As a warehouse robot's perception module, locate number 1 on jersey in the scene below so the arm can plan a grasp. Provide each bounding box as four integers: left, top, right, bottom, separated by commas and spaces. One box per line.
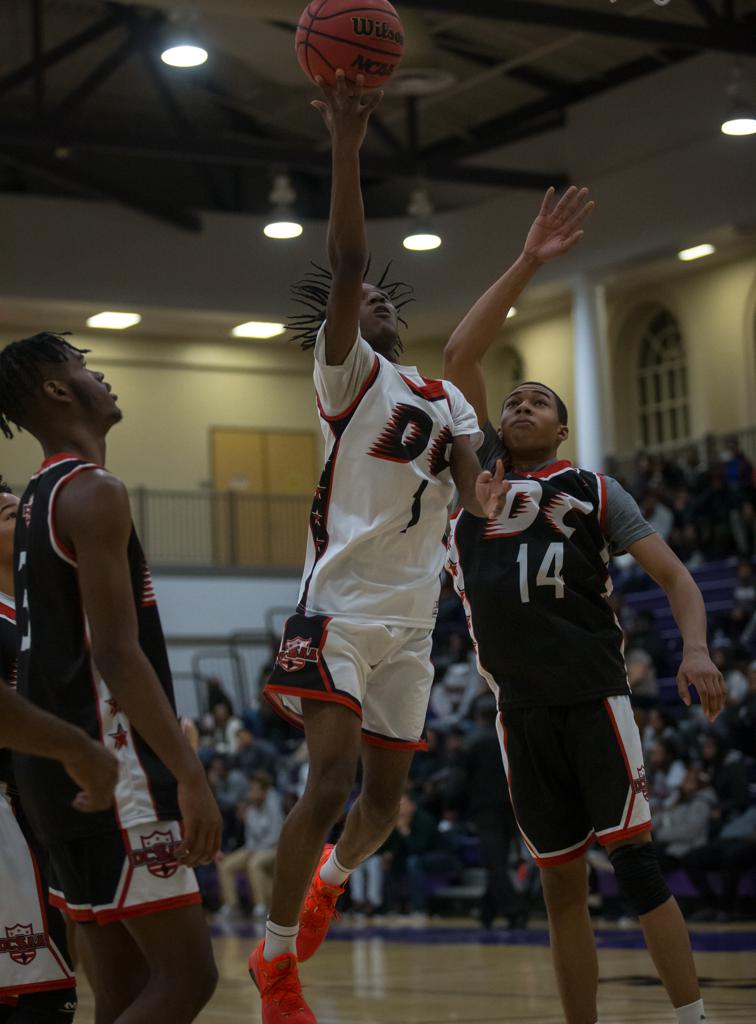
516, 542, 565, 603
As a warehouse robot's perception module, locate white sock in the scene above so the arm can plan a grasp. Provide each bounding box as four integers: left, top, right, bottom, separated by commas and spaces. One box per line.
263, 919, 299, 961
319, 847, 352, 887
676, 998, 706, 1023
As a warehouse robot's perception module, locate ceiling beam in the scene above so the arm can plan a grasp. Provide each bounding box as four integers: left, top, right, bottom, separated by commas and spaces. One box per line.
423, 50, 694, 164
49, 31, 142, 127
687, 0, 721, 24
434, 35, 572, 95
0, 149, 201, 231
0, 127, 564, 191
400, 0, 756, 56
0, 11, 122, 98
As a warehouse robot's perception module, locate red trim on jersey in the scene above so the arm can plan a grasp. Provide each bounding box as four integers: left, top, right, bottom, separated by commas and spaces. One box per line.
263, 684, 363, 723
0, 601, 15, 623
596, 820, 653, 848
48, 463, 99, 565
0, 977, 75, 997
316, 355, 380, 423
533, 833, 596, 868
518, 460, 573, 479
603, 697, 636, 829
399, 373, 447, 403
39, 452, 92, 471
362, 731, 428, 752
50, 890, 200, 924
597, 473, 608, 534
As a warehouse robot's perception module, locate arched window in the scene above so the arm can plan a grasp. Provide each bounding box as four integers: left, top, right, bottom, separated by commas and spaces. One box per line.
637, 309, 689, 447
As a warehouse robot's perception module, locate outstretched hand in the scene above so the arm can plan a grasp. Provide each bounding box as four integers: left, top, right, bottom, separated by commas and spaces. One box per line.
523, 186, 595, 265
311, 69, 383, 149
475, 459, 510, 520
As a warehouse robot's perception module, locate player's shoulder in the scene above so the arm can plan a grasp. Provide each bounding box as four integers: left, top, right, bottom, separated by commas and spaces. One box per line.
55, 468, 131, 528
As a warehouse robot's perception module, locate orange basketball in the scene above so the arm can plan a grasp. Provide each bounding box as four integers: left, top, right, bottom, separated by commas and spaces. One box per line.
296, 0, 405, 90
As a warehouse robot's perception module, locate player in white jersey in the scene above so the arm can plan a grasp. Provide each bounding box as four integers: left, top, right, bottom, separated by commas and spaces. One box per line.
248, 73, 507, 1024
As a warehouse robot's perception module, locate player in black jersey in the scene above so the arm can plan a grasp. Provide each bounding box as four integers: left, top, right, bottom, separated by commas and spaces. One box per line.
0, 336, 221, 1023
0, 478, 117, 1022
443, 189, 724, 1024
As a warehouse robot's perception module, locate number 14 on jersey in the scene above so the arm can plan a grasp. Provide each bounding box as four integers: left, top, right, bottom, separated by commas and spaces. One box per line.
515, 542, 565, 603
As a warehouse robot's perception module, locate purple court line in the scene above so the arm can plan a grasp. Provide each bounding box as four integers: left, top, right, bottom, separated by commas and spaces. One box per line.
212, 922, 756, 952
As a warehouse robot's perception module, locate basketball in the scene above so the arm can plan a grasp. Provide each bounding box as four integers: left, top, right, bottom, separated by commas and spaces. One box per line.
295, 0, 405, 90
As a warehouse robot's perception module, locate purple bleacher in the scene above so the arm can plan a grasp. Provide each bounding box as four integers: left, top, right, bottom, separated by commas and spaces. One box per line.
598, 866, 756, 900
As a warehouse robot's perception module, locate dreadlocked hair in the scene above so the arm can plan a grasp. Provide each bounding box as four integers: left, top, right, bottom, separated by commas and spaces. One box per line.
0, 332, 88, 440
288, 259, 414, 355
0, 475, 12, 495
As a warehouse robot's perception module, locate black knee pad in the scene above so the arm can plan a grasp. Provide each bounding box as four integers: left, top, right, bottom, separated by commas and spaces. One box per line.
609, 842, 671, 917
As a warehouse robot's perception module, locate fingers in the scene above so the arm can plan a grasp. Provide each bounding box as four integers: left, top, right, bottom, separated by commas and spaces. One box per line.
563, 200, 595, 237
552, 185, 579, 221
539, 186, 556, 216
175, 816, 198, 866
676, 674, 692, 707
494, 458, 505, 483
364, 88, 384, 115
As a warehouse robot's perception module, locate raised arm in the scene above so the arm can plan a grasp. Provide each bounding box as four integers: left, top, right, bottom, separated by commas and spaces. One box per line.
443, 186, 594, 427
626, 533, 726, 721
0, 684, 118, 812
55, 470, 222, 866
311, 70, 383, 365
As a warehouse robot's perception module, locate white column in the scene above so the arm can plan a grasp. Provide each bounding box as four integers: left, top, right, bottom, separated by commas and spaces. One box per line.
572, 275, 611, 472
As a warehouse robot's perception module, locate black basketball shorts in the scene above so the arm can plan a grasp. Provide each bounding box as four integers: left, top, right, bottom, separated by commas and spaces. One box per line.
497, 695, 652, 867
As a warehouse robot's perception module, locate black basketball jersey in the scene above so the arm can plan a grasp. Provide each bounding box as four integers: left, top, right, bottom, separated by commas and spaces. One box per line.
448, 457, 629, 710
13, 454, 179, 843
0, 593, 16, 789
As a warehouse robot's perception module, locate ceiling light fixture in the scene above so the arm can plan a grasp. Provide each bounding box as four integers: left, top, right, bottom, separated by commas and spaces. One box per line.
721, 65, 756, 136
264, 172, 303, 240
86, 311, 142, 330
403, 186, 442, 252
161, 43, 208, 68
677, 244, 715, 262
232, 322, 286, 339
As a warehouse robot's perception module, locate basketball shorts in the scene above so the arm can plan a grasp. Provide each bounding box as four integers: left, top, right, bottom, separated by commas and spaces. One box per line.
265, 613, 433, 750
47, 819, 200, 924
0, 790, 76, 1000
498, 695, 652, 867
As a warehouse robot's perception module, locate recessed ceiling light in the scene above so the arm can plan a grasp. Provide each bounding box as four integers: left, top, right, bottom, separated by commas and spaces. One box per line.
506, 307, 517, 319
403, 232, 442, 252
232, 321, 286, 339
721, 116, 756, 136
677, 244, 716, 262
87, 311, 142, 330
161, 44, 208, 68
263, 221, 303, 240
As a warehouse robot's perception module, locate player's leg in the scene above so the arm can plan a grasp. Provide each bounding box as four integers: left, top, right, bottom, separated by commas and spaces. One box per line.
336, 744, 414, 867
268, 700, 362, 930
579, 696, 704, 1023
540, 855, 599, 1024
605, 833, 701, 1015
75, 920, 149, 1024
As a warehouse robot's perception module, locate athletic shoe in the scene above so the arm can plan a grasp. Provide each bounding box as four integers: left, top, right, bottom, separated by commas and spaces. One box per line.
296, 844, 345, 962
248, 941, 316, 1024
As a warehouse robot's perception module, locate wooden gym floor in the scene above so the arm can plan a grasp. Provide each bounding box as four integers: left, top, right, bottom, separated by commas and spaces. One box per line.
71, 918, 756, 1022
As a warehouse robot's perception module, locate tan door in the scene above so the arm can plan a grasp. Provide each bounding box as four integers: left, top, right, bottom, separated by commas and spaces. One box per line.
211, 429, 318, 567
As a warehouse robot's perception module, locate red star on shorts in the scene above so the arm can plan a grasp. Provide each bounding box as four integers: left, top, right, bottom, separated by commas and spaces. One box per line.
109, 724, 129, 751
105, 697, 120, 716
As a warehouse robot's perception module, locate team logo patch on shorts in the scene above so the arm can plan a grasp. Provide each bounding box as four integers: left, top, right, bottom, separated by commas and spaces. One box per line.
633, 765, 649, 801
277, 636, 319, 673
130, 831, 180, 878
0, 923, 46, 965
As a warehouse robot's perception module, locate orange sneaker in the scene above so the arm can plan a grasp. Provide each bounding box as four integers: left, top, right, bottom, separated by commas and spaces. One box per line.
296, 844, 346, 962
248, 941, 316, 1024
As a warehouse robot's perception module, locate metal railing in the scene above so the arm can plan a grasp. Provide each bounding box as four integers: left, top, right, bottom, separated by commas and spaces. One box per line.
606, 425, 756, 483
129, 490, 311, 570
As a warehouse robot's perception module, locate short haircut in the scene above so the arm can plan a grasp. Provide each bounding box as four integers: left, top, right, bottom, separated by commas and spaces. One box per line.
503, 381, 569, 425
0, 332, 88, 439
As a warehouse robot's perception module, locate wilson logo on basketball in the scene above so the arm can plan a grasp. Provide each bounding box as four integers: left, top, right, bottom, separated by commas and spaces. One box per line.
0, 924, 46, 965
351, 18, 404, 44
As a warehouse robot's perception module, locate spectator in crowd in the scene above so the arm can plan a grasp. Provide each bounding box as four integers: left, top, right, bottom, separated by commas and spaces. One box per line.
349, 854, 384, 917
654, 768, 716, 874
696, 732, 750, 825
464, 697, 527, 929
733, 559, 756, 608
428, 656, 482, 732
206, 754, 249, 843
640, 488, 674, 541
647, 737, 687, 814
683, 803, 756, 921
204, 700, 244, 756
217, 772, 283, 919
231, 727, 278, 777
625, 646, 659, 702
431, 572, 471, 668
641, 707, 681, 761
677, 446, 707, 493
722, 660, 756, 757
383, 793, 460, 918
626, 609, 668, 673
721, 435, 753, 491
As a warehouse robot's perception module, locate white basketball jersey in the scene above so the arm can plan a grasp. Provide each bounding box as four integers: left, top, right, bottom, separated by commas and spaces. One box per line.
297, 325, 482, 628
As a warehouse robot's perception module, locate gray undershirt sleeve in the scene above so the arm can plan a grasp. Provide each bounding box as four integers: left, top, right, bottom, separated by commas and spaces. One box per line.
603, 476, 656, 555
